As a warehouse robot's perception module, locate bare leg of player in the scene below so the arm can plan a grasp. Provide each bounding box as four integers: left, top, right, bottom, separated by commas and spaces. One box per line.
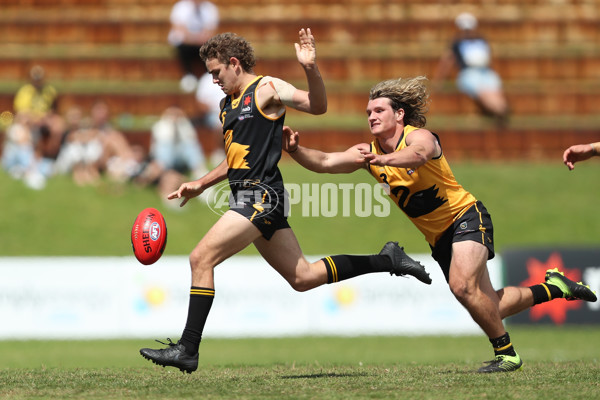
254, 227, 329, 292
140, 211, 262, 373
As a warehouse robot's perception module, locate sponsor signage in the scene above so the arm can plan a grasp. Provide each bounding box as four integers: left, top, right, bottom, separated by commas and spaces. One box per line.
0, 255, 503, 339
503, 247, 600, 325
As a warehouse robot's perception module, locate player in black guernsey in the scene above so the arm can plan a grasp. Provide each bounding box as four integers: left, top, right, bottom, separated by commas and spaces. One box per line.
139, 29, 431, 374
219, 75, 289, 236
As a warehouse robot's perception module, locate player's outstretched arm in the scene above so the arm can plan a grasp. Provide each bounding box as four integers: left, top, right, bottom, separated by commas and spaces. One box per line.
167, 160, 228, 207
283, 126, 363, 174
357, 129, 440, 168
563, 142, 599, 170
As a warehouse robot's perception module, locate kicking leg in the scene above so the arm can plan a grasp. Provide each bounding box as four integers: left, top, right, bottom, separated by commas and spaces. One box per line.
140, 211, 262, 373
254, 229, 430, 292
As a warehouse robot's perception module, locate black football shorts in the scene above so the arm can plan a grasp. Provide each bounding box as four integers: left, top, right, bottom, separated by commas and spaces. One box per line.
229, 186, 290, 240
430, 200, 495, 282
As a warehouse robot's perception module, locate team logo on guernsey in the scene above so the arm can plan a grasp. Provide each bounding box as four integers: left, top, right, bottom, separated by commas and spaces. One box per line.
238, 94, 254, 120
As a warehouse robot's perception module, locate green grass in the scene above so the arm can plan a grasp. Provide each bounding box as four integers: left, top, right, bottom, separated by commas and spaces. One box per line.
1, 163, 599, 399
1, 160, 598, 256
1, 327, 599, 399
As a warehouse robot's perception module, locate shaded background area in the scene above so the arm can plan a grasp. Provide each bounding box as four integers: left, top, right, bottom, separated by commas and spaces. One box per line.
2, 0, 600, 160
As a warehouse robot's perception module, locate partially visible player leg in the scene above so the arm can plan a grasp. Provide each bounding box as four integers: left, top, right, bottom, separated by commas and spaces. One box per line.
140, 211, 262, 373
544, 268, 597, 302
254, 228, 430, 292
254, 228, 326, 291
495, 268, 597, 320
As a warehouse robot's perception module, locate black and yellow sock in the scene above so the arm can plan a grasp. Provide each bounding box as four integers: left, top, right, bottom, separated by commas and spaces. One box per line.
180, 286, 215, 356
490, 332, 517, 357
530, 283, 563, 305
321, 254, 393, 284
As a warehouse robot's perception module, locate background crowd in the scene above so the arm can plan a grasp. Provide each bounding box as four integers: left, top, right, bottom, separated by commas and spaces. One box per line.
2, 1, 598, 195
1, 0, 223, 199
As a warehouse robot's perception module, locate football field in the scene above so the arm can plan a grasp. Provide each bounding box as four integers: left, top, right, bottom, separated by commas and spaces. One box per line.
1, 161, 599, 399
1, 327, 599, 400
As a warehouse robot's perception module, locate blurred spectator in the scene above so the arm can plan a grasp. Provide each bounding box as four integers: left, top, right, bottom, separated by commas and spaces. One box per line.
434, 12, 509, 128
168, 0, 219, 93
13, 65, 64, 143
5, 65, 66, 188
135, 106, 209, 203
55, 101, 142, 186
35, 114, 66, 179
54, 106, 104, 186
194, 72, 225, 166
1, 112, 36, 181
89, 100, 142, 183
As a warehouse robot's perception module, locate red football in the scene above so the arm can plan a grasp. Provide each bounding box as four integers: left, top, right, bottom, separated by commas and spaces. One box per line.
131, 207, 167, 265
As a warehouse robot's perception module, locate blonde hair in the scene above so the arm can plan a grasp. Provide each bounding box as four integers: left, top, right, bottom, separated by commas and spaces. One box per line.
369, 76, 429, 128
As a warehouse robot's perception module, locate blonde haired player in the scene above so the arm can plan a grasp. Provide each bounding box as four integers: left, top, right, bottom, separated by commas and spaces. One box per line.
283, 76, 597, 373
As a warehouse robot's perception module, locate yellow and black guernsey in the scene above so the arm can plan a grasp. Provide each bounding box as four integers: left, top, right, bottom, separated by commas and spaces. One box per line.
219, 76, 289, 237
367, 125, 477, 246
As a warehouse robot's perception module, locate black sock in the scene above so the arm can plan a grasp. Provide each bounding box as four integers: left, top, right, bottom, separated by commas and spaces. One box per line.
321, 254, 392, 283
530, 283, 563, 305
179, 286, 214, 356
490, 332, 516, 357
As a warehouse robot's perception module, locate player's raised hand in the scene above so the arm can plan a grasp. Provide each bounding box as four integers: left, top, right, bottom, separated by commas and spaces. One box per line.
294, 28, 317, 67
282, 126, 300, 153
167, 181, 203, 207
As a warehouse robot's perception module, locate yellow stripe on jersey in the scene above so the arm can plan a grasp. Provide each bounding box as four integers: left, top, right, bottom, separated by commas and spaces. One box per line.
190, 288, 215, 297
325, 256, 338, 283
367, 125, 477, 246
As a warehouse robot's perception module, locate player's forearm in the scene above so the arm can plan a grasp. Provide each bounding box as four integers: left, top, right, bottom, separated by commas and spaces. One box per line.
303, 65, 327, 115
376, 148, 429, 168
289, 146, 332, 173
290, 146, 359, 174
198, 159, 228, 188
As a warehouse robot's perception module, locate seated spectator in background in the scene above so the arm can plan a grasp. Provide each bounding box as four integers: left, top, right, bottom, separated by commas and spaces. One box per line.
13, 65, 64, 145
1, 112, 49, 190
433, 12, 509, 129
89, 100, 142, 183
54, 106, 104, 186
6, 65, 65, 188
2, 113, 36, 180
168, 0, 219, 93
35, 114, 66, 179
55, 102, 142, 186
194, 71, 225, 166
135, 106, 209, 203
